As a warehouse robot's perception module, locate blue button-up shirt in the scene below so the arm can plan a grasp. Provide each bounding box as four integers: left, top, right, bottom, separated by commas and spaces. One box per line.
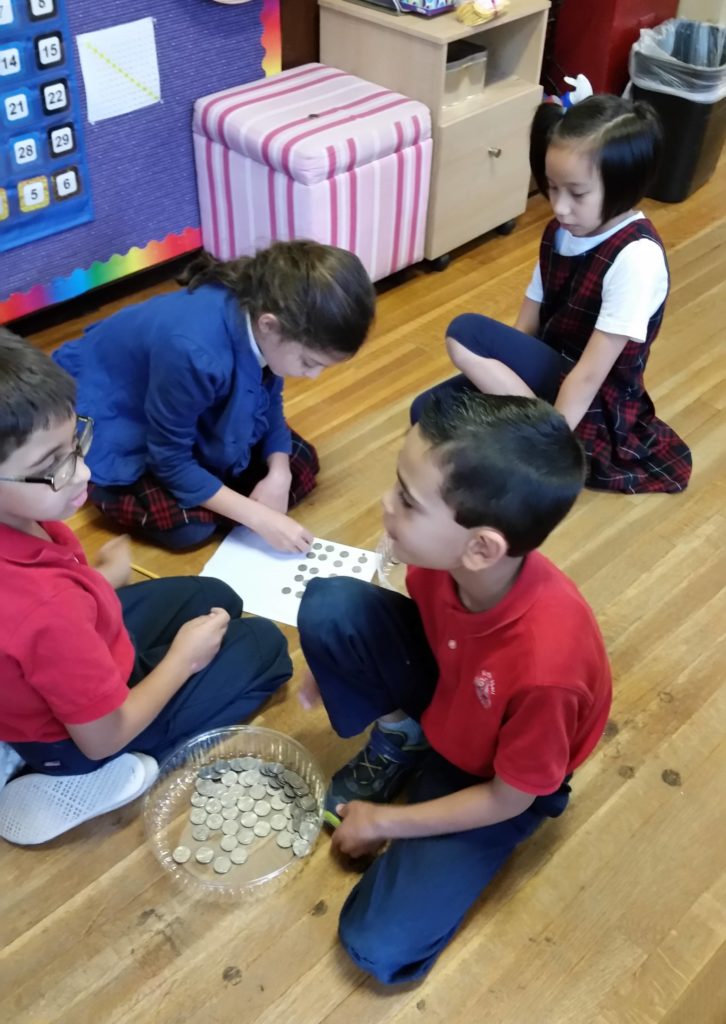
54, 284, 291, 507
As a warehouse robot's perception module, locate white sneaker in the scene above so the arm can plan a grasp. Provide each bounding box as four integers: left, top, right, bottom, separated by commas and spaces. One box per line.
0, 752, 159, 845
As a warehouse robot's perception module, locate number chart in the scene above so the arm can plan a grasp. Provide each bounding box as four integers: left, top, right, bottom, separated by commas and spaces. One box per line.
0, 0, 92, 253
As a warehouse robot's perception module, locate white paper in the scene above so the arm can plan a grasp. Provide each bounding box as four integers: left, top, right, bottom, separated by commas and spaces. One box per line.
76, 18, 160, 123
201, 528, 377, 627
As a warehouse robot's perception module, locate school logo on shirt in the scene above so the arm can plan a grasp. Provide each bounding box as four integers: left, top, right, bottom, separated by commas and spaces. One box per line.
473, 669, 496, 710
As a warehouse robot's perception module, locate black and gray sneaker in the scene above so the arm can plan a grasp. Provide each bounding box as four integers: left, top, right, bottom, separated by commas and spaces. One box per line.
323, 723, 427, 829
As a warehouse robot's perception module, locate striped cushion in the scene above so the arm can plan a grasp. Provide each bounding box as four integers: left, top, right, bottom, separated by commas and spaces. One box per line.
193, 63, 431, 185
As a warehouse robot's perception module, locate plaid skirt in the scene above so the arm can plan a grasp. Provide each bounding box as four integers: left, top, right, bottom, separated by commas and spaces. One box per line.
88, 431, 319, 536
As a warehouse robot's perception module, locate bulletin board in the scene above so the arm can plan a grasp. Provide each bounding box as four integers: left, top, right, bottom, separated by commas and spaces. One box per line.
0, 0, 281, 323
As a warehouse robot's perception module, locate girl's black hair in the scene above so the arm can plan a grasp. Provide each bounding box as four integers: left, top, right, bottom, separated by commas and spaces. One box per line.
418, 391, 585, 557
530, 94, 663, 223
177, 239, 376, 357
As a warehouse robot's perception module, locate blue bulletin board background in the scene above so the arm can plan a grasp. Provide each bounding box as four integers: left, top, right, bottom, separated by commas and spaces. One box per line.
0, 0, 280, 322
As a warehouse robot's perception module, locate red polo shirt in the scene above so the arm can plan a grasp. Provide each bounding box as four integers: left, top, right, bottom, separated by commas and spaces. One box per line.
408, 553, 612, 795
0, 521, 134, 743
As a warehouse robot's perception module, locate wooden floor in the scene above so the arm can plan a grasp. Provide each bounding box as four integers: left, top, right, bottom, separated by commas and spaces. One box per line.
2, 162, 725, 1023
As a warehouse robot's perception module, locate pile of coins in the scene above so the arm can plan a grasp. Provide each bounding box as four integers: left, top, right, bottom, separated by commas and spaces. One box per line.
171, 756, 320, 876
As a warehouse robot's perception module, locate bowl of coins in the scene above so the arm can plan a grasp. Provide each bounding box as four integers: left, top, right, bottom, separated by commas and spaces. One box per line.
143, 725, 326, 896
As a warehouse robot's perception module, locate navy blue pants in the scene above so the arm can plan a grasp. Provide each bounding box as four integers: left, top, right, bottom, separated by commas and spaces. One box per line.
12, 577, 292, 775
298, 577, 570, 984
410, 312, 564, 423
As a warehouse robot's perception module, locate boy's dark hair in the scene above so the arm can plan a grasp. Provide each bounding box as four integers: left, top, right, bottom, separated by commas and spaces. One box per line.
0, 328, 76, 463
178, 239, 376, 357
530, 94, 663, 223
418, 391, 585, 557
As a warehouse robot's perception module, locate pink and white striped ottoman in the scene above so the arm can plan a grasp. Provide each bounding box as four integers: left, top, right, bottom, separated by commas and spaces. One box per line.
193, 63, 432, 282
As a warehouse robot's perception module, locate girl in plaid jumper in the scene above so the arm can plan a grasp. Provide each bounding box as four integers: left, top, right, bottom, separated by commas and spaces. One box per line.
413, 96, 691, 493
54, 241, 376, 551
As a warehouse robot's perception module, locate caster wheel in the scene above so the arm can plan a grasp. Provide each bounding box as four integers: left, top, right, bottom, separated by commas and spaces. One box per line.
427, 253, 451, 272
496, 219, 517, 236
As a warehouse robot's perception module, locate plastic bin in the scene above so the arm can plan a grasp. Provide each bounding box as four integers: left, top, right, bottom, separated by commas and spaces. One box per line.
444, 40, 488, 108
629, 19, 726, 202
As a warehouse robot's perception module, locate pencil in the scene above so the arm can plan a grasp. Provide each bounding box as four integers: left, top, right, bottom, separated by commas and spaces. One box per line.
130, 562, 160, 580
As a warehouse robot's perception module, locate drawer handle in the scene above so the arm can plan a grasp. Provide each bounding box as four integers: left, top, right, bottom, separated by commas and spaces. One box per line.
488, 146, 502, 158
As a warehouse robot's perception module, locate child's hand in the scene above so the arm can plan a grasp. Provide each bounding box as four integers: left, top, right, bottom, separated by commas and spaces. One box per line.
95, 535, 132, 589
249, 470, 291, 514
168, 607, 230, 674
332, 801, 387, 859
297, 671, 322, 710
253, 509, 313, 554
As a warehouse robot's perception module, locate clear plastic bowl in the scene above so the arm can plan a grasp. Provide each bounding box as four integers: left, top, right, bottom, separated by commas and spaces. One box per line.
143, 725, 326, 898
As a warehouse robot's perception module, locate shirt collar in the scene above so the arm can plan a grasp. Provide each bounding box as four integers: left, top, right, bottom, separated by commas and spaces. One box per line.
441, 552, 550, 637
0, 520, 83, 566
245, 311, 267, 368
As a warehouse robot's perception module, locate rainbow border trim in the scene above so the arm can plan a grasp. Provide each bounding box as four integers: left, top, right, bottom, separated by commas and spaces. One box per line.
1, 0, 282, 325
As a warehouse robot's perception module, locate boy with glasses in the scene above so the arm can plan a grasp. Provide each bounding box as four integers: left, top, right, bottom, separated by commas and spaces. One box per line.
0, 329, 292, 845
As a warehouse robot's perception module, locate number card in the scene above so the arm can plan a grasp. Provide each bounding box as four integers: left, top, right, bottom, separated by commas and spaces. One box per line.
28, 0, 56, 20
35, 32, 62, 68
0, 0, 93, 253
47, 120, 72, 154
0, 1, 15, 28
18, 173, 48, 211
12, 133, 38, 165
0, 45, 22, 76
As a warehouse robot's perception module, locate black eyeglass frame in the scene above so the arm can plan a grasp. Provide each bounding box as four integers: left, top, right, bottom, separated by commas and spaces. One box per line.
0, 416, 94, 492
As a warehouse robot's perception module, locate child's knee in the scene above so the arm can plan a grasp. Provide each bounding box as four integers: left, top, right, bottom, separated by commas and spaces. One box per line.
298, 576, 373, 640
150, 521, 216, 551
197, 576, 243, 618
339, 892, 422, 986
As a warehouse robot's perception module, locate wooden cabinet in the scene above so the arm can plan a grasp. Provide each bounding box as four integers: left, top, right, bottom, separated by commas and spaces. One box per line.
319, 0, 550, 261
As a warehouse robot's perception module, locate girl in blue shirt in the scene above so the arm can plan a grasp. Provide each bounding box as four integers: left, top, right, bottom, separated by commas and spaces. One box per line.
54, 240, 375, 552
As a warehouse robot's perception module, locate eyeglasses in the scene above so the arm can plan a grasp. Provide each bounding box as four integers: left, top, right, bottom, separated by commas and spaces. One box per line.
0, 416, 94, 492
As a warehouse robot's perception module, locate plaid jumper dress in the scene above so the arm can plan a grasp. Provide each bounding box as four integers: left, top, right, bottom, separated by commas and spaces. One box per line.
539, 217, 692, 493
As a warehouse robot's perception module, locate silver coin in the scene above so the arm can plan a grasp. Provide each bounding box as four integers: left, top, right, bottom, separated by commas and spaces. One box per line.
300, 795, 318, 812
206, 813, 224, 830
190, 792, 206, 807
205, 797, 222, 814
237, 795, 254, 812
172, 845, 191, 864
293, 838, 311, 858
221, 806, 238, 820
237, 827, 255, 845
249, 784, 266, 801
195, 846, 214, 864
221, 771, 238, 787
293, 781, 310, 797
240, 769, 260, 787
191, 824, 210, 842
219, 791, 237, 808
190, 808, 207, 826
299, 820, 318, 842
240, 811, 258, 829
270, 813, 288, 831
229, 758, 246, 771
239, 756, 259, 770
253, 820, 271, 838
220, 834, 238, 852
195, 778, 211, 795
276, 831, 294, 849
222, 819, 239, 836
270, 794, 287, 811
213, 856, 232, 874
229, 847, 248, 865
266, 780, 282, 795
269, 762, 286, 776
254, 800, 271, 817
198, 765, 216, 779
213, 760, 230, 773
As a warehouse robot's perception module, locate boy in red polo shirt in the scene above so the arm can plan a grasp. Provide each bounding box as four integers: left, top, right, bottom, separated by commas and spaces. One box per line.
297, 391, 611, 984
0, 330, 292, 845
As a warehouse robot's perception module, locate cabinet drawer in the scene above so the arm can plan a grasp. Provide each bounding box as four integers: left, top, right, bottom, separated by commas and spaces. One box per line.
425, 85, 542, 259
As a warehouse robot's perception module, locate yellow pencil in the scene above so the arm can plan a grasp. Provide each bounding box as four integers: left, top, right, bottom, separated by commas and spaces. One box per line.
130, 562, 160, 580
